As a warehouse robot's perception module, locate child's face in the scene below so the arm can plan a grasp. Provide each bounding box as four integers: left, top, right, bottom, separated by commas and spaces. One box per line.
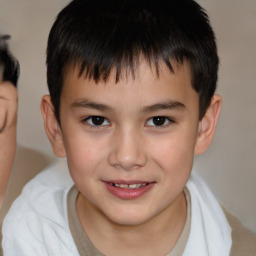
0, 79, 17, 207
43, 61, 217, 225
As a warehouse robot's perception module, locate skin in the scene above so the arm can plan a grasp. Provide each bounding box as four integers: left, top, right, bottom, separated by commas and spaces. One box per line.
41, 61, 221, 256
0, 79, 18, 208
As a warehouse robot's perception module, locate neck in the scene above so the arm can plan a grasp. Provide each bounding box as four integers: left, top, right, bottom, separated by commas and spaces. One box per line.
76, 191, 187, 256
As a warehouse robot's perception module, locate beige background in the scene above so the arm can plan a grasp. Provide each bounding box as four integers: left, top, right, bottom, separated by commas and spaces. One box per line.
0, 0, 255, 232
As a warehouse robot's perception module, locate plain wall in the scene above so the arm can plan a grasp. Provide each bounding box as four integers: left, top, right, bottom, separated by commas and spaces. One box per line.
0, 0, 255, 232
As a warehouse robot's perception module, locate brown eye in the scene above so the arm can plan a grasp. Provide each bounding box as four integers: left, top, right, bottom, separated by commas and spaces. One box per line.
146, 116, 173, 127
152, 117, 166, 126
86, 116, 110, 126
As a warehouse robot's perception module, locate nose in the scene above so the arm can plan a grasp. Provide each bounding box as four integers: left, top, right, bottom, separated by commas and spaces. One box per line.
108, 127, 147, 171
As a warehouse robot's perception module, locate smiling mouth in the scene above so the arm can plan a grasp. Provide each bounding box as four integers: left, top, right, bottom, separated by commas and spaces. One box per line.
109, 183, 148, 189
104, 181, 155, 199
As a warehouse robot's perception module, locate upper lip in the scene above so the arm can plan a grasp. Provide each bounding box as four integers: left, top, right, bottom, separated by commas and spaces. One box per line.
103, 180, 155, 185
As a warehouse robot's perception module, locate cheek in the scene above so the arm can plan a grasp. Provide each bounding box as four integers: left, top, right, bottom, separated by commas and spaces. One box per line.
156, 143, 193, 170
64, 133, 105, 180
149, 132, 196, 176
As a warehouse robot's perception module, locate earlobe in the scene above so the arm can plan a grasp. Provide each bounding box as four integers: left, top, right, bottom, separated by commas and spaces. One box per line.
195, 94, 222, 155
41, 95, 66, 157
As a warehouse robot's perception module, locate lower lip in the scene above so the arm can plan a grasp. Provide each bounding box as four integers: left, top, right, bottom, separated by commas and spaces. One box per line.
104, 182, 155, 200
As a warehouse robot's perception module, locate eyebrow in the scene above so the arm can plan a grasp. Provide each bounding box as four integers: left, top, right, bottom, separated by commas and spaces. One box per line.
71, 98, 185, 113
71, 99, 113, 112
142, 100, 185, 113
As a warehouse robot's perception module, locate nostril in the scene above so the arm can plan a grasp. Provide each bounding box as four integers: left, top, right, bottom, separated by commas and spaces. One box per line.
108, 130, 147, 170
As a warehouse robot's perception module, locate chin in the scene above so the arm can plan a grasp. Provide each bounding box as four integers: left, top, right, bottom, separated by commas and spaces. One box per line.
105, 207, 153, 227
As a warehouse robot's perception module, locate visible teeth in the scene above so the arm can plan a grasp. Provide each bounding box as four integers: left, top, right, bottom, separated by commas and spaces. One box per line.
128, 184, 138, 189
119, 184, 129, 188
111, 183, 148, 189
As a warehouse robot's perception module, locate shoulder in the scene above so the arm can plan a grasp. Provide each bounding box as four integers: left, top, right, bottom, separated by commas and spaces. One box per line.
223, 209, 256, 256
2, 160, 78, 255
188, 174, 256, 255
185, 173, 232, 255
4, 159, 74, 220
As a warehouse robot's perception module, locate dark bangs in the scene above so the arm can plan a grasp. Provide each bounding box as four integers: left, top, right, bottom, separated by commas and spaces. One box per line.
47, 0, 219, 121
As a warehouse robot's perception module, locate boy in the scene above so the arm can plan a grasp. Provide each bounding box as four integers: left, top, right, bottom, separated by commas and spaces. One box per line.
2, 0, 256, 255
0, 35, 19, 208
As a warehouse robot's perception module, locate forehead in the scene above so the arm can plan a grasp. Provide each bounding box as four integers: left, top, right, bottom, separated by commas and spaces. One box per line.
61, 60, 198, 109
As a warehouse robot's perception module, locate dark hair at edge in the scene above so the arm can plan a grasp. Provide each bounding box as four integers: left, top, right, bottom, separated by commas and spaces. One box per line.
47, 0, 219, 124
0, 35, 20, 87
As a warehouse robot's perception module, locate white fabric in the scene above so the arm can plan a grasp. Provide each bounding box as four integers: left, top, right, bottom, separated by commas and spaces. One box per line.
182, 174, 232, 256
2, 159, 79, 256
2, 164, 232, 256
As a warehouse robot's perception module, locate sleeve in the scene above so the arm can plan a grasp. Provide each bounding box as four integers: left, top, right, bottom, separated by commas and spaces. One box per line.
224, 209, 256, 256
2, 198, 49, 256
2, 180, 79, 256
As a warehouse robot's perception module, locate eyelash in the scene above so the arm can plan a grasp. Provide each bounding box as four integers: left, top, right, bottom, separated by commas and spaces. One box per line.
83, 116, 110, 127
82, 116, 175, 128
145, 116, 175, 128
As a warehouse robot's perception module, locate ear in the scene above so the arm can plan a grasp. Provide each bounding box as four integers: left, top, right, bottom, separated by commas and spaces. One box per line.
41, 95, 66, 157
195, 94, 222, 155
